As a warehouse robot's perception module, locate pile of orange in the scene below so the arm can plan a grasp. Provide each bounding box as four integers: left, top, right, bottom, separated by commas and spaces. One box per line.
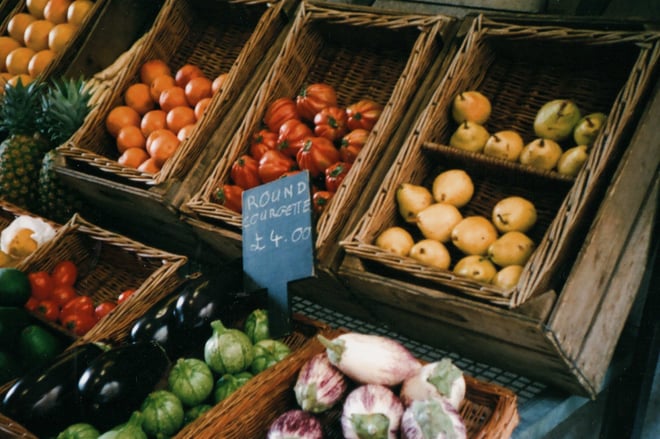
104, 58, 227, 173
0, 0, 93, 90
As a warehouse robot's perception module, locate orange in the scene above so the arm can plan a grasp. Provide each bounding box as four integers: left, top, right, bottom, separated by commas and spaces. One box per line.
137, 157, 160, 174
105, 105, 141, 138
145, 128, 174, 153
177, 123, 196, 142
184, 76, 212, 107
158, 86, 187, 112
0, 37, 22, 71
117, 147, 149, 169
116, 125, 146, 153
166, 106, 196, 134
48, 22, 77, 53
0, 72, 13, 87
149, 131, 180, 166
67, 0, 93, 26
149, 74, 175, 102
140, 59, 171, 86
8, 74, 35, 87
7, 13, 36, 44
174, 64, 204, 88
6, 47, 36, 75
24, 20, 55, 52
44, 0, 73, 24
28, 49, 56, 77
194, 97, 211, 120
212, 73, 228, 95
140, 109, 167, 137
27, 0, 49, 18
124, 82, 154, 115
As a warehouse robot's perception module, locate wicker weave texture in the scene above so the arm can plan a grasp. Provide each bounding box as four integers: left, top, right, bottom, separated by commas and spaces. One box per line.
341, 14, 660, 307
60, 0, 290, 186
184, 0, 450, 267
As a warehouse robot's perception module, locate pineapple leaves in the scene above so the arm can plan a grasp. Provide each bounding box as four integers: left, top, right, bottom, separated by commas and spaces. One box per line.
38, 76, 93, 147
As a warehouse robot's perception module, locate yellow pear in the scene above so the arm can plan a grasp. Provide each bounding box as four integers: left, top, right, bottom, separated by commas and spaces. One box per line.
431, 169, 474, 208
492, 265, 524, 289
453, 255, 497, 283
396, 183, 433, 223
492, 196, 537, 233
409, 239, 451, 270
0, 250, 16, 267
451, 91, 491, 124
557, 145, 589, 177
7, 228, 38, 258
451, 216, 498, 256
487, 231, 535, 267
573, 112, 607, 147
483, 130, 524, 162
415, 203, 463, 243
375, 226, 414, 257
449, 121, 489, 153
520, 138, 563, 171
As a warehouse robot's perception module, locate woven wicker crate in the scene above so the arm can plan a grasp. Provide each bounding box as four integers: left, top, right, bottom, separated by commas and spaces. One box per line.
340, 14, 660, 308
58, 0, 294, 187
180, 329, 519, 438
183, 0, 452, 267
0, 0, 106, 82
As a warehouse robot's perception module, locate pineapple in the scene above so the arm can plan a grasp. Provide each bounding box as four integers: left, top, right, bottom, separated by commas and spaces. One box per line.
37, 77, 93, 223
0, 80, 49, 211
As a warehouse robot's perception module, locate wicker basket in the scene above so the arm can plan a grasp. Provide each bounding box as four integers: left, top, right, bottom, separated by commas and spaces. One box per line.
183, 0, 452, 267
340, 14, 660, 307
0, 0, 107, 81
58, 0, 294, 186
180, 329, 519, 438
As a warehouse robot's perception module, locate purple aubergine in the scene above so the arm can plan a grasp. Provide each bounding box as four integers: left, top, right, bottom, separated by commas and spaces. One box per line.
341, 384, 404, 439
318, 333, 421, 386
267, 409, 323, 439
400, 397, 466, 439
294, 352, 348, 413
400, 359, 466, 409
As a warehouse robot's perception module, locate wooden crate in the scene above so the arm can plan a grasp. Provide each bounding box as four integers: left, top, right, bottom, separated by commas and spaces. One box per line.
336, 39, 660, 398
181, 0, 454, 268
340, 14, 660, 308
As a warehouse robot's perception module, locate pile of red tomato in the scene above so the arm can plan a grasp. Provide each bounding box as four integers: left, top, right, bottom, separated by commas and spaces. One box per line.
23, 260, 136, 336
213, 83, 383, 215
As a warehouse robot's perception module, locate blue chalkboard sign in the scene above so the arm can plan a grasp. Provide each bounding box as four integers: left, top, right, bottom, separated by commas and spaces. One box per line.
242, 171, 315, 337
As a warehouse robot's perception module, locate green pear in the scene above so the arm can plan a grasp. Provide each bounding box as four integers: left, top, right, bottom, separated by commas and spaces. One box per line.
487, 231, 535, 267
557, 145, 589, 177
431, 169, 474, 208
449, 121, 490, 153
520, 138, 563, 171
375, 226, 414, 257
533, 99, 581, 141
396, 183, 433, 223
451, 90, 492, 124
415, 203, 463, 243
453, 255, 497, 283
573, 112, 607, 146
492, 196, 537, 233
492, 265, 524, 289
483, 130, 524, 162
451, 215, 499, 256
409, 239, 451, 270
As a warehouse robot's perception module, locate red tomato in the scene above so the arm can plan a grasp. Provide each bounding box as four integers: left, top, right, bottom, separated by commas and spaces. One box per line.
249, 129, 278, 161
263, 97, 299, 133
212, 184, 243, 213
62, 312, 98, 336
258, 149, 297, 183
117, 289, 137, 305
339, 129, 369, 163
35, 299, 60, 322
60, 295, 95, 321
277, 119, 313, 158
51, 285, 78, 306
312, 190, 334, 216
230, 154, 261, 190
296, 137, 340, 178
325, 162, 352, 192
94, 301, 117, 320
24, 296, 39, 312
296, 83, 338, 122
51, 260, 78, 286
314, 106, 348, 142
346, 99, 383, 131
28, 271, 54, 300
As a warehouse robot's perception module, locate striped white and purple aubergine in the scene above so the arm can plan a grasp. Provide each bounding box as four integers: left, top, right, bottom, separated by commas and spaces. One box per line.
267, 409, 324, 439
317, 333, 422, 386
400, 396, 467, 439
294, 352, 348, 413
400, 359, 466, 409
341, 384, 404, 439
